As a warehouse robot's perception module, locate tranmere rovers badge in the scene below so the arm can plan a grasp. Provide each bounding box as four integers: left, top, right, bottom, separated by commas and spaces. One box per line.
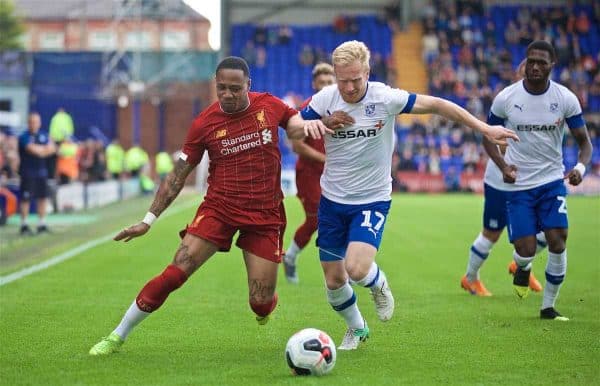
365, 103, 375, 117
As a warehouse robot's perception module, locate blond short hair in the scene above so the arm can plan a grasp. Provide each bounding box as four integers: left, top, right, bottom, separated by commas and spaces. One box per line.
331, 40, 370, 70
312, 62, 334, 80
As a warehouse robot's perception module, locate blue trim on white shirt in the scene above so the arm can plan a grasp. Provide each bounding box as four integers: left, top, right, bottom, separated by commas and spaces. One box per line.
356, 83, 369, 103
566, 113, 585, 129
400, 93, 416, 114
300, 105, 322, 120
487, 112, 505, 125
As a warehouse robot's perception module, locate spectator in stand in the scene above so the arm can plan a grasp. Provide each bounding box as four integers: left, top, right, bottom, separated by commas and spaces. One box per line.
125, 144, 149, 178
422, 29, 440, 63
0, 129, 19, 183
18, 112, 56, 235
48, 107, 74, 179
106, 139, 125, 180
444, 165, 461, 192
155, 150, 174, 183
299, 44, 316, 67
277, 25, 293, 45
398, 148, 416, 171
371, 53, 387, 82
88, 139, 107, 182
253, 24, 267, 46
241, 41, 257, 66
56, 136, 79, 185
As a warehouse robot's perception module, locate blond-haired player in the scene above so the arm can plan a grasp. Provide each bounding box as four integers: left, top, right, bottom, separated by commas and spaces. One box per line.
302, 40, 518, 349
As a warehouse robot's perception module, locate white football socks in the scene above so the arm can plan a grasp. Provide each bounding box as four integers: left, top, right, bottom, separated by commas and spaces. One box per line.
542, 250, 567, 310
326, 282, 364, 330
113, 300, 150, 340
285, 241, 301, 264
355, 262, 385, 289
466, 233, 494, 282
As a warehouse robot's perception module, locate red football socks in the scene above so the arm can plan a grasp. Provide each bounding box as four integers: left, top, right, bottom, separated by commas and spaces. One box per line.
136, 264, 188, 312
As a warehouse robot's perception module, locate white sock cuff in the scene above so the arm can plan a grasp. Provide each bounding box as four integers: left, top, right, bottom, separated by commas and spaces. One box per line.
547, 250, 567, 276
355, 263, 379, 287
535, 232, 547, 245
475, 233, 494, 251
326, 282, 354, 307
513, 251, 534, 270
286, 240, 300, 257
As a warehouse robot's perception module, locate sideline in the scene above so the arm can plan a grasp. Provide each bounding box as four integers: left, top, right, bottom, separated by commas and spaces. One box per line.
0, 200, 197, 287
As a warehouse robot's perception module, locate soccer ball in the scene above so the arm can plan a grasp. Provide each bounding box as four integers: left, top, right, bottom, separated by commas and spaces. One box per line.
285, 328, 336, 376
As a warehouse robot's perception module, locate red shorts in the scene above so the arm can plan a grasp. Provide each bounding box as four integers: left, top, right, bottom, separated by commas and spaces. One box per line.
296, 169, 321, 215
180, 202, 286, 263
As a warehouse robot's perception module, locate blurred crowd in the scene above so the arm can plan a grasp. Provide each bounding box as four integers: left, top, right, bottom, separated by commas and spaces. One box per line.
421, 0, 600, 113
0, 108, 174, 194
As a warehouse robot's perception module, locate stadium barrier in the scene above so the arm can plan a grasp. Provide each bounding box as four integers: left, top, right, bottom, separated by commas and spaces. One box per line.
56, 178, 140, 212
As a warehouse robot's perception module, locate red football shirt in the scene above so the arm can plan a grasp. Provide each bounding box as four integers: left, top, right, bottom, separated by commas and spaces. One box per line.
182, 92, 298, 214
295, 97, 325, 176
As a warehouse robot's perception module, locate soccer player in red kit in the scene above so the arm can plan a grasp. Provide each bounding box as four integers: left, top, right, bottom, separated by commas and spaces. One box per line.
283, 63, 335, 284
89, 57, 332, 355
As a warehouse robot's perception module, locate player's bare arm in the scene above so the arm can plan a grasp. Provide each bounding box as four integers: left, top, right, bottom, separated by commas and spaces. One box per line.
286, 113, 334, 140
321, 111, 355, 130
410, 94, 519, 146
482, 136, 517, 183
291, 138, 326, 163
565, 126, 593, 186
114, 158, 195, 242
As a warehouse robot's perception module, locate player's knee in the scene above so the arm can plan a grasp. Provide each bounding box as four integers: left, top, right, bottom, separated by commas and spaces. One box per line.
482, 228, 502, 243
345, 261, 368, 282
547, 229, 567, 253
515, 243, 536, 258
324, 275, 346, 290
249, 292, 278, 317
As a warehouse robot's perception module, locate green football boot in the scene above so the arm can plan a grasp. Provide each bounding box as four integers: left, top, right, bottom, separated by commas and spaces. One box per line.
89, 332, 124, 356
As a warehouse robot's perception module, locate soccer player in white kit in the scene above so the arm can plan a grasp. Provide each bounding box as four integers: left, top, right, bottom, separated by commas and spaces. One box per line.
461, 59, 547, 296
483, 40, 592, 320
302, 40, 519, 350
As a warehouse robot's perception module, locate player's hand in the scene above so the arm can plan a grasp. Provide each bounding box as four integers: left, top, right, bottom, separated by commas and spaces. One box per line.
304, 120, 333, 139
114, 222, 150, 242
322, 111, 354, 130
484, 125, 519, 146
502, 164, 517, 183
565, 169, 583, 186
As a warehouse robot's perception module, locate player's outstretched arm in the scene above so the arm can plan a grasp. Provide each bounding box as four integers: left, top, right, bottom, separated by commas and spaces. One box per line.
482, 137, 517, 183
565, 126, 593, 186
286, 113, 335, 140
410, 94, 519, 146
114, 158, 195, 242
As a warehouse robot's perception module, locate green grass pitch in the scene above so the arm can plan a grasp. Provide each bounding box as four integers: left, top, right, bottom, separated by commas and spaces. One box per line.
1, 193, 598, 385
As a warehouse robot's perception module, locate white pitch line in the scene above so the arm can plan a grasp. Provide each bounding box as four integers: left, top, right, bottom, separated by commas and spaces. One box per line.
0, 200, 197, 287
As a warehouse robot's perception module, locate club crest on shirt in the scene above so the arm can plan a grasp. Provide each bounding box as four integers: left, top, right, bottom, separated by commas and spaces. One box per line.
215, 129, 227, 139
549, 102, 558, 112
365, 103, 376, 117
256, 109, 267, 127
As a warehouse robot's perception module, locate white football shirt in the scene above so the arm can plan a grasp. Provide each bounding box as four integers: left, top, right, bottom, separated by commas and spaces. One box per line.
489, 80, 584, 191
304, 82, 414, 204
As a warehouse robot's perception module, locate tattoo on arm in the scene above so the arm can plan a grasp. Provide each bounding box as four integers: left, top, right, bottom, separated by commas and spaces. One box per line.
149, 159, 194, 216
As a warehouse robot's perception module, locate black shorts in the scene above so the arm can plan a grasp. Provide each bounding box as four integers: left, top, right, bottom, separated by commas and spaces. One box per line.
20, 176, 49, 200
